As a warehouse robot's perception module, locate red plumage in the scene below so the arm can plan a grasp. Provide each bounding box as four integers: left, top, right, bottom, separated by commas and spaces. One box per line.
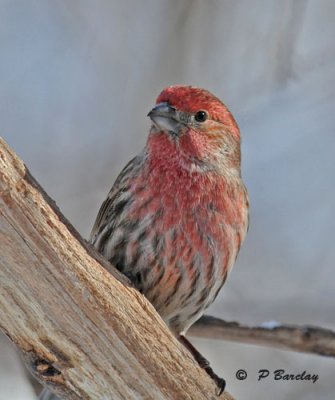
90, 85, 249, 393
91, 85, 248, 333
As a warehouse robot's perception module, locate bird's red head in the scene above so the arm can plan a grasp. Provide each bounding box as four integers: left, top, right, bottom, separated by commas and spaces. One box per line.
155, 85, 239, 138
148, 85, 241, 173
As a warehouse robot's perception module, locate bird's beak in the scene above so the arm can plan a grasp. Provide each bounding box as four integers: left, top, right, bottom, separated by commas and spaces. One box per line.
148, 102, 181, 136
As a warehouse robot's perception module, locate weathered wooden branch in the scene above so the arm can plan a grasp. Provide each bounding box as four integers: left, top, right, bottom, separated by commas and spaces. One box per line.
191, 316, 335, 358
2, 136, 333, 399
0, 137, 234, 400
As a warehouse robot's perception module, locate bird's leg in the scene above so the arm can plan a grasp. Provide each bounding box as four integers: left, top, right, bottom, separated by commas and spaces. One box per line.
178, 334, 226, 396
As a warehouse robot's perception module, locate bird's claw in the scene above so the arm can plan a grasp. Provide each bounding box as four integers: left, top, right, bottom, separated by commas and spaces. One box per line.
203, 366, 226, 396
214, 376, 226, 396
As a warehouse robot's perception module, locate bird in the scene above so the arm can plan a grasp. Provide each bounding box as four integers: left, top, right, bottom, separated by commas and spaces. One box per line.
39, 85, 249, 399
90, 85, 249, 394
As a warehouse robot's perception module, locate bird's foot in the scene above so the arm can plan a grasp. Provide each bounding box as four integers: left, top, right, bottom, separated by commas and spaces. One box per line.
178, 335, 226, 396
203, 364, 226, 396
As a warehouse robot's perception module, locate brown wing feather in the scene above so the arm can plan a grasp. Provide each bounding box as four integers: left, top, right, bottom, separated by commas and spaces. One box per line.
89, 155, 142, 244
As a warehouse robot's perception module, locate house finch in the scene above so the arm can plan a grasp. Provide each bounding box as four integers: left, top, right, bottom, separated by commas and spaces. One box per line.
40, 85, 249, 399
91, 85, 249, 394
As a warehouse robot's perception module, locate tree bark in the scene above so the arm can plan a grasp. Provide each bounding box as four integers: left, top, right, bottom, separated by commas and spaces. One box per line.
0, 137, 234, 400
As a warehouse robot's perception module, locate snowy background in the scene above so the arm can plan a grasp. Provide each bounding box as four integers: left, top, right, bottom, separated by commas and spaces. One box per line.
1, 0, 334, 399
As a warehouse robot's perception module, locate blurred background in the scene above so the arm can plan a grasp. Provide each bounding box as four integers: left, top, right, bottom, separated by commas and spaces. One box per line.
1, 0, 334, 399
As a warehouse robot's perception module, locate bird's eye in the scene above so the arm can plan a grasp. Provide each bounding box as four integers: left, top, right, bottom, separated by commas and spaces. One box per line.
194, 110, 208, 123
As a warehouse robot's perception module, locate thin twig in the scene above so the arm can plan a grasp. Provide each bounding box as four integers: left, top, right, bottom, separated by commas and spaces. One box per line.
190, 316, 335, 357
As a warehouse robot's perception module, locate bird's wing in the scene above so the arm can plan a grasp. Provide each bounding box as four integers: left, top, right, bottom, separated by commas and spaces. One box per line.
89, 155, 143, 245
